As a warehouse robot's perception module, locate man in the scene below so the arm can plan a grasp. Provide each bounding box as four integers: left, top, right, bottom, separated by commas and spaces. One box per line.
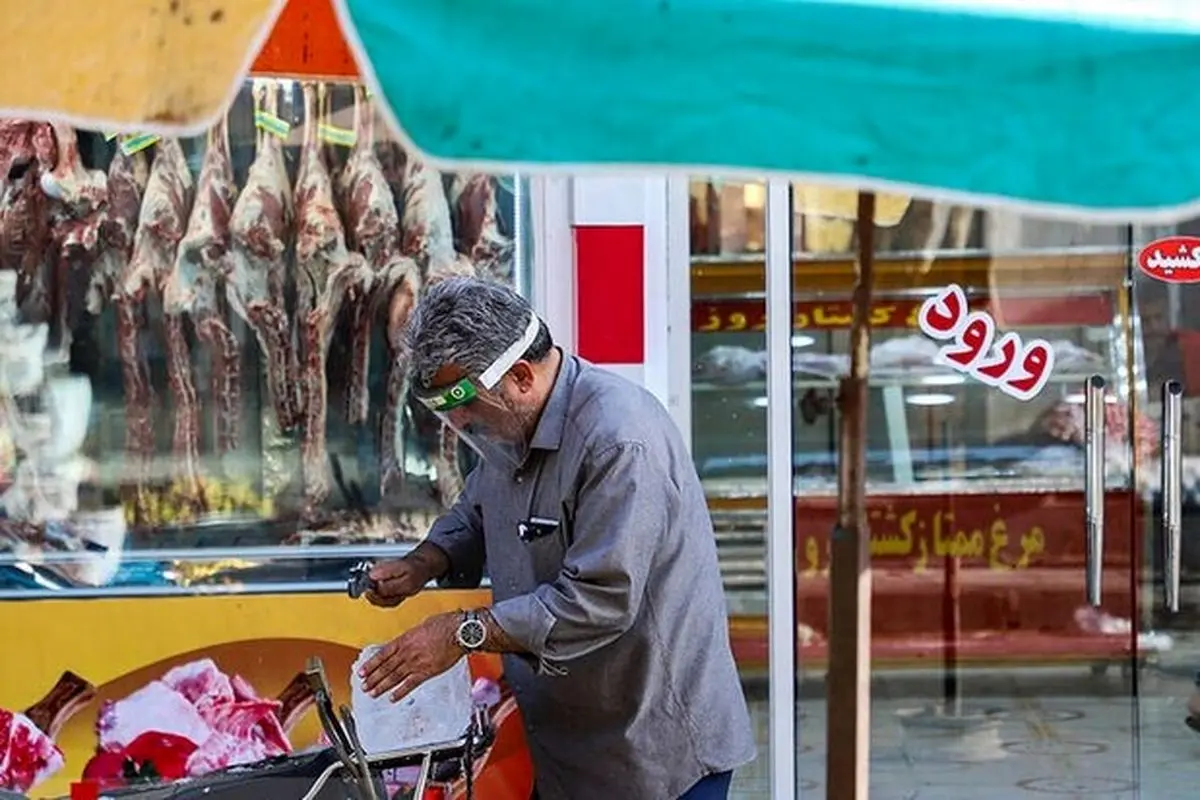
357, 277, 755, 799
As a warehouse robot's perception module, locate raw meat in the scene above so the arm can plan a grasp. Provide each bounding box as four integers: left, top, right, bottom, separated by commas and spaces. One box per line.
0, 710, 63, 793
294, 82, 373, 513
394, 151, 475, 503
0, 121, 55, 324
228, 81, 300, 435
448, 172, 514, 283
693, 345, 767, 385
0, 670, 94, 793
340, 88, 400, 426
123, 138, 199, 508
100, 148, 154, 512
379, 261, 420, 497
43, 123, 108, 355
170, 118, 242, 455
40, 123, 106, 214
95, 658, 291, 779
90, 148, 150, 314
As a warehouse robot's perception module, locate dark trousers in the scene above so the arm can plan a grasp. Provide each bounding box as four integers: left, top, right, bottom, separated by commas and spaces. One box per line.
530, 771, 733, 800
678, 771, 733, 799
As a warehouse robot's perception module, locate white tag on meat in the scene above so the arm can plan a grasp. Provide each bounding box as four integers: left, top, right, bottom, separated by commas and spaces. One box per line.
350, 646, 473, 754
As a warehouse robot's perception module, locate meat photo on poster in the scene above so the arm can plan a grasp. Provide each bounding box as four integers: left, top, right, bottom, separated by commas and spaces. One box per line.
0, 77, 520, 553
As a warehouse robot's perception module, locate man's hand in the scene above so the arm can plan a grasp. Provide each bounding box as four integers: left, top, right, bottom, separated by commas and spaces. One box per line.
364, 542, 449, 607
358, 611, 463, 701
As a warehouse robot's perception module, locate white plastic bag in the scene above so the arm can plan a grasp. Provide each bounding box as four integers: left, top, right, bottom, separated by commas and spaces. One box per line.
350, 645, 473, 754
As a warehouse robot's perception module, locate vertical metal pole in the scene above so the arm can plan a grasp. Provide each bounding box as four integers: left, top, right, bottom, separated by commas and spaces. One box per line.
826, 192, 876, 800
513, 173, 527, 299
765, 179, 797, 798
665, 175, 695, 453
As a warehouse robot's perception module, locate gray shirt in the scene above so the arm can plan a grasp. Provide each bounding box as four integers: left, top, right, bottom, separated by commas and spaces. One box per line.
426, 353, 756, 799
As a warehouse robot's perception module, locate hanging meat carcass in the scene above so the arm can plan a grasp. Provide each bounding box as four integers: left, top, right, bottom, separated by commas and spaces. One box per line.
397, 150, 476, 506
294, 82, 372, 515
0, 121, 56, 325
42, 124, 108, 354
339, 88, 403, 428
228, 81, 301, 438
448, 173, 515, 284
122, 138, 200, 511
168, 118, 242, 457
95, 145, 153, 516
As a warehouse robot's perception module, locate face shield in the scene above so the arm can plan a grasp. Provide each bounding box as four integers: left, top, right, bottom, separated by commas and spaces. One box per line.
415, 313, 541, 471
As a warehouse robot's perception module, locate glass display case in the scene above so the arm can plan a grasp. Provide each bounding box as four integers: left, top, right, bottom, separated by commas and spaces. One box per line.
0, 76, 531, 600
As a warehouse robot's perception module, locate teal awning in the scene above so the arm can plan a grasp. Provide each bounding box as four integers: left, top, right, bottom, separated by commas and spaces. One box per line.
335, 0, 1200, 218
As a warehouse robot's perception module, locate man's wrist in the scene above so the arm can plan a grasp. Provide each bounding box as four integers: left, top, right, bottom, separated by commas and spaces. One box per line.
474, 607, 528, 655
405, 541, 451, 584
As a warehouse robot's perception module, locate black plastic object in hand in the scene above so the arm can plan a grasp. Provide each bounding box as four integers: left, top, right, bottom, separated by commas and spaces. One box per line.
347, 560, 377, 600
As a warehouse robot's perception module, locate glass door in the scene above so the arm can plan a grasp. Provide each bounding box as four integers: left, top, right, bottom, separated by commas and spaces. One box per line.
1131, 221, 1200, 797
784, 189, 1144, 797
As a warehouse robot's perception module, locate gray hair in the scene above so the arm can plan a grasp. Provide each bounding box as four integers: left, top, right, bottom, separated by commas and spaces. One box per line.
406, 277, 553, 391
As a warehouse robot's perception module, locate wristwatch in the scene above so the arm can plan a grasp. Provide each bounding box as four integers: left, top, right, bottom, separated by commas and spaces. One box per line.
455, 610, 487, 651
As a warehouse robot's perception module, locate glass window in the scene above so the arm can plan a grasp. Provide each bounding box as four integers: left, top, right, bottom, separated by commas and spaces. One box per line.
688, 177, 771, 796
0, 78, 530, 597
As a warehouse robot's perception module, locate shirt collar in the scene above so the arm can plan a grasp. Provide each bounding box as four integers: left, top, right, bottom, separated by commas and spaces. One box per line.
528, 350, 577, 452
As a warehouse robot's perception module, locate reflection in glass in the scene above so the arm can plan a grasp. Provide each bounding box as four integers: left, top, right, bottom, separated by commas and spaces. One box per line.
687, 178, 771, 796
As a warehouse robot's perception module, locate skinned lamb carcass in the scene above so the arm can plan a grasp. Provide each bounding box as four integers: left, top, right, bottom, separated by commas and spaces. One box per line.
228, 81, 301, 437
294, 82, 373, 514
448, 173, 515, 284
90, 148, 150, 314
397, 153, 477, 505
42, 124, 108, 356
168, 118, 242, 456
96, 147, 154, 515
340, 88, 401, 427
0, 121, 56, 325
123, 138, 199, 510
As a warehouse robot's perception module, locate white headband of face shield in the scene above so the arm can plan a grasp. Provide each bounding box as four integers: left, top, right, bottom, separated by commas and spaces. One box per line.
478, 313, 542, 390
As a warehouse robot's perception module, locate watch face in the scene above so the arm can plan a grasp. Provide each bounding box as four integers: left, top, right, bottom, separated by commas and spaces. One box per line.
458, 618, 486, 649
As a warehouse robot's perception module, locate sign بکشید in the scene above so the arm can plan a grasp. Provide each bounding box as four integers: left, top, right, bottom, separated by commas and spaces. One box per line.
1137, 236, 1200, 284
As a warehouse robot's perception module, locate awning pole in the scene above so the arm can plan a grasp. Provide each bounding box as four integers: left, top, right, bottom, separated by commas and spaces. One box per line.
826, 191, 876, 800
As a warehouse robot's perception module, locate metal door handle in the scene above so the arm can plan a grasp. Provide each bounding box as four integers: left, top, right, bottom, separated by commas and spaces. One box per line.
1084, 375, 1106, 607
1163, 380, 1184, 613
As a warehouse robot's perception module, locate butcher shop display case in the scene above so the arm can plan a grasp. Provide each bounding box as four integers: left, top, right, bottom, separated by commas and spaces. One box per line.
686, 179, 1178, 674
0, 76, 530, 600
0, 71, 538, 797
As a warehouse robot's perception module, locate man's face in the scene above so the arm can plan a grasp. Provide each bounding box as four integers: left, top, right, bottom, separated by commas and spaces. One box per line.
428, 364, 532, 445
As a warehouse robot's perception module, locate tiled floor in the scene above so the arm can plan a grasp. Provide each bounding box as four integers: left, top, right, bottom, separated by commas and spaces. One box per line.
729, 666, 1200, 798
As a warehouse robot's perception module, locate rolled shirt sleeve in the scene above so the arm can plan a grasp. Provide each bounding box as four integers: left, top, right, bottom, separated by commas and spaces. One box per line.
490, 441, 670, 669
425, 469, 486, 589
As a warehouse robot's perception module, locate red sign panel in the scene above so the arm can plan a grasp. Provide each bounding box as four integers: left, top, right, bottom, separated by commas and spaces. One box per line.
693, 295, 1113, 333
575, 225, 645, 364
1137, 236, 1200, 284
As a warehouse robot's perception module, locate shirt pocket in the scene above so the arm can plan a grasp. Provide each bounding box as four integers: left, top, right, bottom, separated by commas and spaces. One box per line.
523, 510, 569, 584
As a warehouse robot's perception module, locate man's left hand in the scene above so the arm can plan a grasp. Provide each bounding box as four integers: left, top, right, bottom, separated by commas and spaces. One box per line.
358, 612, 463, 701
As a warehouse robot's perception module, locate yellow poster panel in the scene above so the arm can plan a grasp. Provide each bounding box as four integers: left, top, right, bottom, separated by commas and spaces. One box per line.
0, 589, 532, 798
0, 0, 285, 130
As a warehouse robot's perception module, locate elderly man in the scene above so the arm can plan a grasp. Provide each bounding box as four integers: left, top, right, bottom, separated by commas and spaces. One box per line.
357, 277, 755, 799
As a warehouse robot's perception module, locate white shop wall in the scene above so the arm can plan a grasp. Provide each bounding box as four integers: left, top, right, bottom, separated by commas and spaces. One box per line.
528, 175, 684, 440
